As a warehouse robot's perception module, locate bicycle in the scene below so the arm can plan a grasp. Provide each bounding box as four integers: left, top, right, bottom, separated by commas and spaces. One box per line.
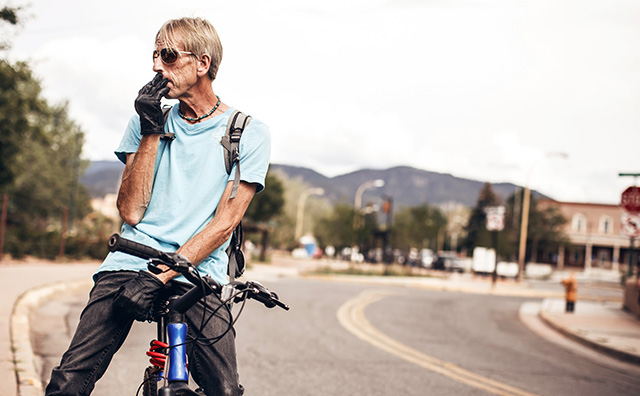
108, 233, 289, 396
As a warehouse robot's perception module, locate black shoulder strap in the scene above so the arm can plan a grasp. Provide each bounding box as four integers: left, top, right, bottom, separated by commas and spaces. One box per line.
227, 221, 244, 282
220, 110, 252, 199
220, 110, 251, 282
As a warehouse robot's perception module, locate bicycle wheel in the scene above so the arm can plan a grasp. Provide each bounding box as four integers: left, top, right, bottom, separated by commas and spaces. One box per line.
143, 366, 162, 396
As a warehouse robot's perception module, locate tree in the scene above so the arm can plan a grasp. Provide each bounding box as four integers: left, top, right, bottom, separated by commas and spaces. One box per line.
314, 203, 357, 249
0, 6, 113, 260
244, 172, 285, 224
0, 60, 42, 191
0, 60, 92, 258
461, 183, 503, 254
1, 6, 30, 190
0, 5, 22, 50
9, 102, 91, 222
240, 171, 285, 258
391, 204, 447, 251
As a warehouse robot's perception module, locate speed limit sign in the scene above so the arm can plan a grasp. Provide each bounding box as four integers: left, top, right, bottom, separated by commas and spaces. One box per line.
621, 212, 640, 239
485, 206, 505, 231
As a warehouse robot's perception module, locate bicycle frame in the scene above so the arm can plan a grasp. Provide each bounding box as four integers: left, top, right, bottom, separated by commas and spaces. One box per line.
146, 295, 200, 396
107, 233, 288, 396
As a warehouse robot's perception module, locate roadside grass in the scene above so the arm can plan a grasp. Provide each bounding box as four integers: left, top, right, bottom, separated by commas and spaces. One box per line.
309, 263, 433, 277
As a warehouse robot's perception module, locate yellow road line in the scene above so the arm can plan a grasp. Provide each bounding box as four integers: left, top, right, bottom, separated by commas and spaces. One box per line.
337, 289, 539, 396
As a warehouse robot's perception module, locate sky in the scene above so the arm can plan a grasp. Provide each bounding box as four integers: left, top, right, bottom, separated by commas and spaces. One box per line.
6, 0, 640, 205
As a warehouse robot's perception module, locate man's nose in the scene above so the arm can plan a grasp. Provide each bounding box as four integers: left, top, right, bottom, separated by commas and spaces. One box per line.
152, 56, 164, 74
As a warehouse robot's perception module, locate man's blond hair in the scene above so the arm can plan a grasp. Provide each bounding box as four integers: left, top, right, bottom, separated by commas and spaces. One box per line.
156, 17, 223, 81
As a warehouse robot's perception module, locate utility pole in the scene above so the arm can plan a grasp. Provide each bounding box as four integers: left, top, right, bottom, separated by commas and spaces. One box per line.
294, 188, 324, 241
518, 152, 568, 281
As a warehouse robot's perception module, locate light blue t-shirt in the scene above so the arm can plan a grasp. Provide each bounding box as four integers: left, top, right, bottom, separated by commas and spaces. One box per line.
97, 106, 270, 284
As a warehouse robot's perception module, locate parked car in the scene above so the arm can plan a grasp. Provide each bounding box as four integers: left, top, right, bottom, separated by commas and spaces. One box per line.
432, 255, 465, 272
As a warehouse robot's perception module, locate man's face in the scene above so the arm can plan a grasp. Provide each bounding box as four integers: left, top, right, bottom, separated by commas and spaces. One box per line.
152, 36, 198, 99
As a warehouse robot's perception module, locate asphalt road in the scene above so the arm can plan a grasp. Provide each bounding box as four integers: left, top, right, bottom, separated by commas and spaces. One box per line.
35, 277, 640, 396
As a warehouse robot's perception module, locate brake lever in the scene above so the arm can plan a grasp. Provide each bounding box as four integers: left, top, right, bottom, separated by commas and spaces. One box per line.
148, 259, 166, 274
147, 253, 192, 274
245, 281, 290, 310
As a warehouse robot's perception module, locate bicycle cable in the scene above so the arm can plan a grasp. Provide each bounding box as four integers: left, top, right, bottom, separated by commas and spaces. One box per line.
158, 264, 244, 352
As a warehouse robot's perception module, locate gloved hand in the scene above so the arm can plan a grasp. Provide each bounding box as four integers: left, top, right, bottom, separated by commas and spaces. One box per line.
135, 73, 170, 135
113, 271, 165, 321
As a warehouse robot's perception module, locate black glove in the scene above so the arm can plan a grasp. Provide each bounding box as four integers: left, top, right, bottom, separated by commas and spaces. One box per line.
113, 271, 165, 321
135, 73, 170, 135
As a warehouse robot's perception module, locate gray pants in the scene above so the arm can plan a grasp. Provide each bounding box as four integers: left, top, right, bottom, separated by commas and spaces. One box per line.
45, 271, 243, 396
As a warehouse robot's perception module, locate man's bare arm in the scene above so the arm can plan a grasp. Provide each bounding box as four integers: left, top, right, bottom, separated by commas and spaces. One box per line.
116, 135, 161, 226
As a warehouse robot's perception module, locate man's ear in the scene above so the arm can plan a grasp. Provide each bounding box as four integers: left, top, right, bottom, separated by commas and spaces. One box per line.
196, 54, 211, 78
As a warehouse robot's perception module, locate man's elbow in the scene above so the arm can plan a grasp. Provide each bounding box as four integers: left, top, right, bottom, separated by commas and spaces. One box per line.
119, 213, 142, 227
118, 205, 144, 226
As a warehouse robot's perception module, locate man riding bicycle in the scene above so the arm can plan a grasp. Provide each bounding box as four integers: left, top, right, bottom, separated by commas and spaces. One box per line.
45, 17, 270, 396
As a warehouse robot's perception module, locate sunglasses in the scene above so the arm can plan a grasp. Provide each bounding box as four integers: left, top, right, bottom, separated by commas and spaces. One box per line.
153, 48, 197, 64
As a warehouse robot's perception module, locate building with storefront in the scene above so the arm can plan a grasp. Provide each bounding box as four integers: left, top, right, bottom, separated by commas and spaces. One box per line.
539, 200, 636, 271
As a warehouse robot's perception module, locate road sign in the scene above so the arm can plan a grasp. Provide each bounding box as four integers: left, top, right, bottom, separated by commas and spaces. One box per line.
621, 212, 640, 239
485, 206, 505, 231
621, 186, 640, 213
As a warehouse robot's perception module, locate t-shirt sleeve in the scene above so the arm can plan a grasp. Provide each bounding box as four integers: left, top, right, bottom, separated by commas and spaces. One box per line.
114, 115, 142, 164
235, 118, 271, 194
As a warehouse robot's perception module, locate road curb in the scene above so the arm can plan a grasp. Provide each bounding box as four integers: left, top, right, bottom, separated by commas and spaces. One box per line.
538, 302, 640, 366
303, 273, 567, 298
10, 279, 92, 396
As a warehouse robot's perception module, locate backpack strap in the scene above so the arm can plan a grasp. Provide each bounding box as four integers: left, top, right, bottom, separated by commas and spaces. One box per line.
220, 110, 252, 199
227, 221, 245, 282
220, 110, 251, 282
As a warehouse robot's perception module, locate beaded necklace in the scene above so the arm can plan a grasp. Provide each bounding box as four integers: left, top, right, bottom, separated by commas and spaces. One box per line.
178, 95, 221, 122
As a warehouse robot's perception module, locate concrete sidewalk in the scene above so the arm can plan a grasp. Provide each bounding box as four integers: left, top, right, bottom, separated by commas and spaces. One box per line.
539, 298, 640, 364
1, 260, 98, 396
5, 258, 640, 396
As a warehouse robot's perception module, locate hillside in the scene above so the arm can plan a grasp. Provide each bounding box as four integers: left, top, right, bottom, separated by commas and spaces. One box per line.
81, 160, 124, 198
82, 161, 528, 208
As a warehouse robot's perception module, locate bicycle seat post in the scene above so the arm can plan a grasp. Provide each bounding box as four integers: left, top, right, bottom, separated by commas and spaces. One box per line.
154, 297, 170, 343
157, 314, 167, 343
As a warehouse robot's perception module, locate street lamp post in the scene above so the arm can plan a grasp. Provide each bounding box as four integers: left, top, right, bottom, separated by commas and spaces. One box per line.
295, 188, 325, 240
517, 152, 568, 282
353, 179, 385, 230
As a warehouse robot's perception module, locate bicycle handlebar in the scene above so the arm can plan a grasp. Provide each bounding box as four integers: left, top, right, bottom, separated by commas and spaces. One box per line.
108, 233, 164, 261
107, 233, 289, 312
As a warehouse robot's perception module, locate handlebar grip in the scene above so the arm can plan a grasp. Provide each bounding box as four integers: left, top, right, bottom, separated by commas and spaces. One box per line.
108, 233, 163, 260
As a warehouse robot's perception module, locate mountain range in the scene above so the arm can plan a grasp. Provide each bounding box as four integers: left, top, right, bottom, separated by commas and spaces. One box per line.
82, 161, 528, 208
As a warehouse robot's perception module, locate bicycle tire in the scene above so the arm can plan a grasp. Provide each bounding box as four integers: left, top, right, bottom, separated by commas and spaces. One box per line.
143, 366, 161, 396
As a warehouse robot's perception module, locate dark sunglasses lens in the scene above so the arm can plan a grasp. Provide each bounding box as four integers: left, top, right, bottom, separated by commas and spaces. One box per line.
160, 48, 178, 63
